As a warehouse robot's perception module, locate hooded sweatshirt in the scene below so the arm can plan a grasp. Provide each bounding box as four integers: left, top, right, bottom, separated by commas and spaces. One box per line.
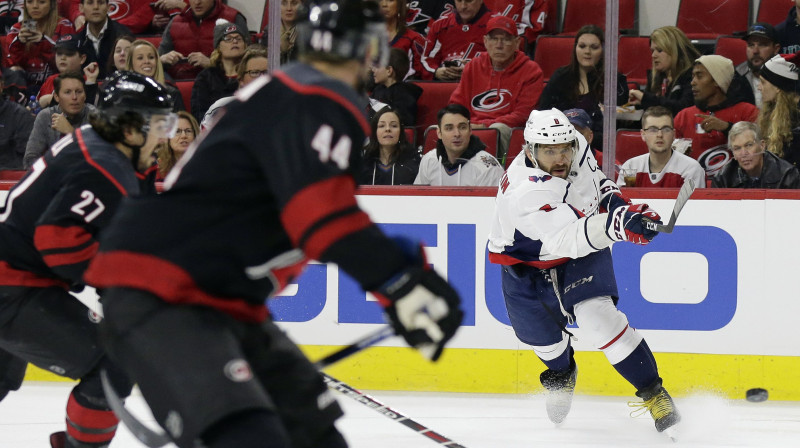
776, 6, 800, 54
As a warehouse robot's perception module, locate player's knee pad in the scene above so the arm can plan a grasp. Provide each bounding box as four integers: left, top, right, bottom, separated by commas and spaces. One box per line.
202, 409, 292, 448
531, 332, 570, 362
574, 296, 642, 364
65, 388, 119, 446
74, 357, 133, 410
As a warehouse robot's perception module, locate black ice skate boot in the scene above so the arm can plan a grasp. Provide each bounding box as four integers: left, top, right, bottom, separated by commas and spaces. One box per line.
50, 431, 111, 448
631, 379, 680, 439
540, 362, 578, 425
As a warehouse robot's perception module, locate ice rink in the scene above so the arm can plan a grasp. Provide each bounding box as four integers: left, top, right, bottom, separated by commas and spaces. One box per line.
2, 383, 799, 447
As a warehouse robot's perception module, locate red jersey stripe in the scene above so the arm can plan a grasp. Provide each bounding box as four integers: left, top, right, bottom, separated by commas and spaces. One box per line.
281, 175, 361, 245
0, 261, 69, 288
76, 128, 128, 195
42, 242, 98, 267
301, 211, 374, 260
488, 252, 569, 269
34, 224, 93, 251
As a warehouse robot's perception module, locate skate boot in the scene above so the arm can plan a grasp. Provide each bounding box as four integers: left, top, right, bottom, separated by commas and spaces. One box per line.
50, 431, 111, 448
630, 379, 680, 439
540, 363, 578, 425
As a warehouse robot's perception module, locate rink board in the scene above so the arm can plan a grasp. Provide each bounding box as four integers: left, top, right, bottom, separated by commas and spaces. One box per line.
5, 185, 800, 400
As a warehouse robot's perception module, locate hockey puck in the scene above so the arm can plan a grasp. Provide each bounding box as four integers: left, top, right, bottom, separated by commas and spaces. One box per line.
746, 388, 768, 402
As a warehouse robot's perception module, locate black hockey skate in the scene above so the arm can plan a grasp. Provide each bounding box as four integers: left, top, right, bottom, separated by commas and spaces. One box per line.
50, 430, 111, 448
540, 363, 578, 425
630, 379, 680, 440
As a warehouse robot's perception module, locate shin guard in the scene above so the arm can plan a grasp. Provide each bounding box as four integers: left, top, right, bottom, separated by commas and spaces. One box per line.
65, 390, 119, 447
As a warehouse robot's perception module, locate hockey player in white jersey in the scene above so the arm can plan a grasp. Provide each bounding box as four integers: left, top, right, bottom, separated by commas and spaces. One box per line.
488, 108, 680, 437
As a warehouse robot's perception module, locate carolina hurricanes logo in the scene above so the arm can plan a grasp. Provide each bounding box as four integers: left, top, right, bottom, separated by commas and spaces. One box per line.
697, 144, 732, 176
108, 0, 130, 21
60, 34, 73, 41
405, 1, 431, 27
225, 25, 236, 33
0, 0, 24, 15
471, 89, 512, 113
224, 359, 253, 382
530, 175, 553, 183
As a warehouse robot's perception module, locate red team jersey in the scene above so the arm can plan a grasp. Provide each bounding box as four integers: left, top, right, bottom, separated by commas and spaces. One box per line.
420, 4, 493, 80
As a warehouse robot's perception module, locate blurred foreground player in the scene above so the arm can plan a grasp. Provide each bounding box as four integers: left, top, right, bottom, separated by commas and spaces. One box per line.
488, 108, 681, 437
0, 71, 175, 447
83, 1, 463, 447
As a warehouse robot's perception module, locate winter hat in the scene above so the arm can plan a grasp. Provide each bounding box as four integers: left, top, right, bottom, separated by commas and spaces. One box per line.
213, 19, 247, 48
760, 53, 800, 93
695, 55, 735, 93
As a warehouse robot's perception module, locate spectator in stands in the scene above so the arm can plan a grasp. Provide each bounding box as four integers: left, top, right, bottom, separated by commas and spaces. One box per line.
538, 25, 628, 152
414, 103, 504, 186
674, 55, 760, 178
106, 34, 134, 75
563, 108, 619, 171
7, 0, 75, 97
200, 46, 267, 130
757, 54, 800, 167
157, 110, 198, 179
126, 39, 184, 111
65, 0, 182, 35
449, 15, 542, 158
24, 73, 95, 168
0, 73, 35, 170
712, 121, 800, 188
190, 19, 245, 122
260, 0, 303, 65
627, 26, 699, 115
776, 0, 800, 55
421, 0, 493, 81
70, 0, 131, 80
0, 0, 24, 34
405, 0, 451, 34
159, 0, 247, 80
37, 34, 99, 108
379, 0, 425, 80
359, 106, 420, 185
370, 48, 422, 127
736, 23, 781, 108
618, 106, 705, 188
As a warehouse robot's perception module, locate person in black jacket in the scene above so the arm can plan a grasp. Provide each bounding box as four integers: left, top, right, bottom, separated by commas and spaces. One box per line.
538, 25, 628, 152
75, 0, 132, 80
757, 53, 800, 167
713, 121, 800, 188
370, 47, 422, 127
190, 19, 246, 122
359, 106, 420, 185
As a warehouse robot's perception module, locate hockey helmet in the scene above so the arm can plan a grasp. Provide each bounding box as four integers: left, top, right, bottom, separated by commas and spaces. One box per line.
98, 71, 176, 136
296, 0, 389, 68
523, 108, 579, 166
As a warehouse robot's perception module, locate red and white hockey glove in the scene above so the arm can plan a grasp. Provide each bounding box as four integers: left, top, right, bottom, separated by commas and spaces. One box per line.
373, 238, 463, 361
606, 203, 662, 245
599, 190, 631, 214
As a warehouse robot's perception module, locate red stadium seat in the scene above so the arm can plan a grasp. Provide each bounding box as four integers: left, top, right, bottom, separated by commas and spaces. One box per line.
533, 35, 573, 83
411, 81, 458, 129
560, 0, 637, 35
615, 129, 648, 164
677, 0, 750, 41
404, 127, 415, 145
175, 80, 193, 112
422, 126, 500, 157
137, 35, 162, 50
505, 128, 526, 168
618, 36, 651, 88
714, 36, 747, 67
757, 0, 794, 26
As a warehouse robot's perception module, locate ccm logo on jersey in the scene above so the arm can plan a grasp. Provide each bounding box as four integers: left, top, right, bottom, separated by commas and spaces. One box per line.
529, 175, 553, 182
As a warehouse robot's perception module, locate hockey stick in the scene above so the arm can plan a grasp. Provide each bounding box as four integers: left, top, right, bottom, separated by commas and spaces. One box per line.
322, 373, 468, 448
100, 325, 396, 448
643, 178, 696, 234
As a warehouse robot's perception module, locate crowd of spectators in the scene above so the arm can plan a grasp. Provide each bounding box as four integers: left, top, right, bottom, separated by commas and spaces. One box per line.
1, 0, 800, 189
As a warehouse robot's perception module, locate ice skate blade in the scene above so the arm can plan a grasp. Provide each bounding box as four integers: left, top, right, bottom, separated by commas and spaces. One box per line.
663, 425, 678, 443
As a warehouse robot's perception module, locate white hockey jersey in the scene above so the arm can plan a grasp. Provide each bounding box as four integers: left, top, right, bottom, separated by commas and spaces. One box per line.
414, 149, 504, 186
616, 151, 706, 188
488, 136, 621, 268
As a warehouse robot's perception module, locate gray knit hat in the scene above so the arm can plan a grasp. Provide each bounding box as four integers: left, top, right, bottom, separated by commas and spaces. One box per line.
695, 55, 735, 94
213, 19, 247, 48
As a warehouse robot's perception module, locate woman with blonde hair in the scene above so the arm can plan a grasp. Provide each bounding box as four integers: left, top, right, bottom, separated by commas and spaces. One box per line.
157, 110, 199, 179
7, 0, 75, 96
757, 54, 800, 166
125, 39, 185, 111
628, 26, 700, 115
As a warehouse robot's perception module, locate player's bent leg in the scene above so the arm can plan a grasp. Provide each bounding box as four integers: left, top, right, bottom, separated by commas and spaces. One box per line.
201, 409, 292, 448
0, 349, 27, 402
537, 346, 578, 425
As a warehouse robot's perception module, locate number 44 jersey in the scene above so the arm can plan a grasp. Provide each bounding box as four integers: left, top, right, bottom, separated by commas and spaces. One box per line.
0, 125, 153, 289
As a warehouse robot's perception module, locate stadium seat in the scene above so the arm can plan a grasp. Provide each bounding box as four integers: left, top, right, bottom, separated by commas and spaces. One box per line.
676, 0, 750, 41
560, 0, 637, 35
533, 35, 573, 83
757, 0, 794, 25
404, 127, 415, 146
0, 170, 26, 181
618, 36, 651, 88
422, 125, 500, 157
714, 36, 747, 67
505, 128, 526, 168
137, 35, 162, 50
411, 81, 458, 129
615, 129, 648, 163
175, 80, 194, 112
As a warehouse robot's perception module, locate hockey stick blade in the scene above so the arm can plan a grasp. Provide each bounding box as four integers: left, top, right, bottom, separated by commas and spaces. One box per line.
314, 325, 395, 369
322, 373, 468, 448
100, 370, 172, 448
644, 178, 696, 233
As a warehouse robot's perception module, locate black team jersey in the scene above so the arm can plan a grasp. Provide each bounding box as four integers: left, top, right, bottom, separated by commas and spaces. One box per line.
0, 125, 154, 290
85, 63, 409, 323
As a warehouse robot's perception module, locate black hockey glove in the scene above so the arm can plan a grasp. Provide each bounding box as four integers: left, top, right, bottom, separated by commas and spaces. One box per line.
373, 238, 463, 362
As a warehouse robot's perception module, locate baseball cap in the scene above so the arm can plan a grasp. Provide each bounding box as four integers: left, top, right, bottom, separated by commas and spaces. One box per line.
743, 22, 778, 43
54, 34, 82, 54
563, 108, 593, 130
486, 15, 516, 35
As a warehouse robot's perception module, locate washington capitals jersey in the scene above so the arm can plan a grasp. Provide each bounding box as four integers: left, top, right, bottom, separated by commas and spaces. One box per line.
84, 63, 408, 323
0, 126, 148, 289
488, 133, 622, 268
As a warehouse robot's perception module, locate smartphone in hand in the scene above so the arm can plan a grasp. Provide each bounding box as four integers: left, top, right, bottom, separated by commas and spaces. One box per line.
22, 19, 36, 30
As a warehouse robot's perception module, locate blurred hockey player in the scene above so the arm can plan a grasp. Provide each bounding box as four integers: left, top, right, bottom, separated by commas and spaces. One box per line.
488, 108, 681, 437
83, 1, 463, 447
0, 71, 175, 448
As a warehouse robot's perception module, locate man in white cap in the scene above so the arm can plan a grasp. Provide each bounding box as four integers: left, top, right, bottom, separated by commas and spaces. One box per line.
673, 55, 760, 178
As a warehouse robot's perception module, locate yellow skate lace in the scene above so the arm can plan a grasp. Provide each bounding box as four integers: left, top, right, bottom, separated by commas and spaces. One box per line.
628, 391, 673, 420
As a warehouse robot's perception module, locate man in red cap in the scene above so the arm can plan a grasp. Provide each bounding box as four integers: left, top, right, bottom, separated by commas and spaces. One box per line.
449, 14, 543, 158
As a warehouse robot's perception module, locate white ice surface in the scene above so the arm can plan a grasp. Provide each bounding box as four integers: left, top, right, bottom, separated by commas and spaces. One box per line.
1, 383, 799, 447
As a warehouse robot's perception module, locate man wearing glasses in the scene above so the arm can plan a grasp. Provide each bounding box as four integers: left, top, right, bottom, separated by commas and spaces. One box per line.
617, 106, 705, 188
